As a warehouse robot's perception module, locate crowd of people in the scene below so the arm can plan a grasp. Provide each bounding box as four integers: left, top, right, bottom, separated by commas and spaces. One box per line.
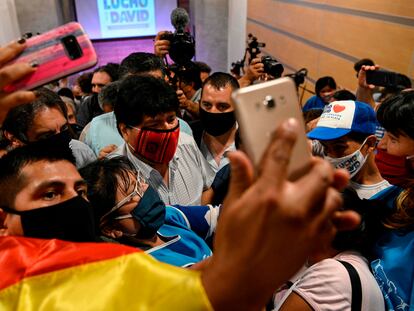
0, 28, 413, 310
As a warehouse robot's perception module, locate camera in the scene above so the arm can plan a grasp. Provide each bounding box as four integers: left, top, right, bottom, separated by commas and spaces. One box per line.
161, 31, 195, 66
230, 60, 244, 77
61, 35, 83, 60
247, 34, 265, 60
261, 56, 284, 78
286, 68, 308, 88
161, 8, 196, 67
246, 34, 284, 78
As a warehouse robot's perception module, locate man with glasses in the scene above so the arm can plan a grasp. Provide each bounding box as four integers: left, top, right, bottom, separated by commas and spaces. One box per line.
80, 156, 218, 267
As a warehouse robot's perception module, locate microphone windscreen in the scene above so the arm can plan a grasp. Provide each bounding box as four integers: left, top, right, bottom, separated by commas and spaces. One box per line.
171, 8, 190, 33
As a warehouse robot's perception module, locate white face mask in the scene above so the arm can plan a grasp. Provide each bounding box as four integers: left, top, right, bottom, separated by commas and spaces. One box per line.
324, 138, 368, 178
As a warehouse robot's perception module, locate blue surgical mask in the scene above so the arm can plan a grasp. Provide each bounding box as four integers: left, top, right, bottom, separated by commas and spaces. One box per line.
115, 186, 166, 239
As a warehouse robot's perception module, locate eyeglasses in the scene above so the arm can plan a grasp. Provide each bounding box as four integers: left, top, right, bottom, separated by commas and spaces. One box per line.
100, 171, 146, 222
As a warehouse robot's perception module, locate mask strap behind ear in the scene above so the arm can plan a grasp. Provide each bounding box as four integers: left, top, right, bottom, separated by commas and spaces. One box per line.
0, 205, 23, 215
359, 136, 373, 150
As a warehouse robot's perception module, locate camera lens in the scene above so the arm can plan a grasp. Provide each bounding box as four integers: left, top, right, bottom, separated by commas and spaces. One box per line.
61, 35, 83, 60
264, 95, 275, 109
262, 56, 284, 79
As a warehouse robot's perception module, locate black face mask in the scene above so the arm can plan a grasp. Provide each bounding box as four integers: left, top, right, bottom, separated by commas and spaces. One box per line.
91, 93, 102, 111
28, 130, 75, 164
130, 186, 166, 239
199, 108, 236, 136
3, 196, 98, 242
68, 124, 83, 139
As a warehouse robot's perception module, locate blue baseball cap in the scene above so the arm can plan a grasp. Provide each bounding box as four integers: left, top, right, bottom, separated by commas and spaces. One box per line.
307, 100, 377, 141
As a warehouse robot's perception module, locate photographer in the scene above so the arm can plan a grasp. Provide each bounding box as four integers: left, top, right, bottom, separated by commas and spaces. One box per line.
175, 62, 203, 121
237, 56, 265, 87
154, 31, 201, 120
232, 34, 283, 87
154, 30, 171, 59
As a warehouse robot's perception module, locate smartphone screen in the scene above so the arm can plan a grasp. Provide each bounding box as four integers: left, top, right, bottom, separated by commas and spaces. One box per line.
366, 70, 401, 88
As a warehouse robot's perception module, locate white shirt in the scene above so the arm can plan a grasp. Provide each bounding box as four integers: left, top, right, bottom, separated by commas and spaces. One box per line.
109, 131, 215, 206
199, 139, 236, 173
349, 179, 391, 199
275, 251, 385, 311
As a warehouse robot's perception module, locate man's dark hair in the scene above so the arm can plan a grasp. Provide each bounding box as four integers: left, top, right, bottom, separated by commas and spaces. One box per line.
114, 75, 179, 127
79, 156, 136, 224
377, 90, 414, 139
332, 90, 356, 101
315, 76, 336, 97
353, 58, 375, 73
2, 87, 67, 143
77, 72, 93, 94
119, 52, 165, 79
332, 187, 388, 260
303, 109, 323, 124
332, 89, 356, 101
98, 81, 121, 111
377, 75, 412, 103
94, 63, 120, 82
194, 61, 211, 74
346, 131, 371, 144
177, 62, 202, 90
202, 72, 240, 93
0, 145, 75, 209
57, 87, 74, 101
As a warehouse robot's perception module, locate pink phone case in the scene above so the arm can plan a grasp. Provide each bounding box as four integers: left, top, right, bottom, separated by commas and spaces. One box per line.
4, 22, 97, 92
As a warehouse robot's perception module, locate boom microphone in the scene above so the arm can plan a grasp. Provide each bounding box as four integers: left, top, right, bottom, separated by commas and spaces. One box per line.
171, 8, 190, 33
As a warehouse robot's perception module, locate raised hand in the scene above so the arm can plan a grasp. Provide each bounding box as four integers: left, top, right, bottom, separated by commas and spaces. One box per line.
0, 39, 37, 124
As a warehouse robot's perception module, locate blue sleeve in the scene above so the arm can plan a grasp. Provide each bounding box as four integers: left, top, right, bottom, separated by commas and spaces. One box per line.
302, 96, 325, 112
168, 205, 220, 240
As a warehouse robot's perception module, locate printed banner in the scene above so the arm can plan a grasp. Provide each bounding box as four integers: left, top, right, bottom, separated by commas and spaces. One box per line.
97, 0, 156, 38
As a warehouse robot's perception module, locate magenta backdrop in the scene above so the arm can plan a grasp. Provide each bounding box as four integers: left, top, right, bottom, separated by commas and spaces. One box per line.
93, 38, 154, 66
66, 38, 154, 85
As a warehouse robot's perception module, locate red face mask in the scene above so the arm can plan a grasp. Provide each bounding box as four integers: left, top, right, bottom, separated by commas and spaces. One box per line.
129, 124, 180, 164
375, 149, 414, 187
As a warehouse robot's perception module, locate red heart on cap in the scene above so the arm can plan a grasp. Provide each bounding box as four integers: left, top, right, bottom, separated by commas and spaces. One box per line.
333, 104, 345, 113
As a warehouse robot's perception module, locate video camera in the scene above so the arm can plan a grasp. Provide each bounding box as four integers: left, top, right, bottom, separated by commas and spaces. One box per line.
161, 8, 195, 67
231, 33, 284, 79
247, 34, 284, 78
286, 68, 308, 88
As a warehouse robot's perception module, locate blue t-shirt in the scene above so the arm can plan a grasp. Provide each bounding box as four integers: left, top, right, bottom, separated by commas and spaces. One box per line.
302, 95, 326, 112
371, 229, 414, 311
369, 186, 413, 311
146, 205, 219, 267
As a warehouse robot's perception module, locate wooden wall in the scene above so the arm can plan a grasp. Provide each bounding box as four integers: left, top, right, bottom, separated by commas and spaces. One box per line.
246, 0, 414, 100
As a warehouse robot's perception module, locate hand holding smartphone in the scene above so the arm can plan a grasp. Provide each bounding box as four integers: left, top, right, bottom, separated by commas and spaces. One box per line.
366, 69, 407, 88
4, 22, 97, 92
232, 77, 311, 180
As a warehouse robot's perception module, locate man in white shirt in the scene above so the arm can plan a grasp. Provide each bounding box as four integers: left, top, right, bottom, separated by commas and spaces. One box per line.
110, 75, 214, 206
190, 72, 239, 173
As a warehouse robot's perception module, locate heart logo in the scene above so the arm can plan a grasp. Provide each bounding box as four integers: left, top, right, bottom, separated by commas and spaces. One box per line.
333, 104, 345, 113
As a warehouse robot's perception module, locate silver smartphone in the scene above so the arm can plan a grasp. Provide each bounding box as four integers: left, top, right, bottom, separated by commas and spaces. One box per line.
232, 77, 311, 180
